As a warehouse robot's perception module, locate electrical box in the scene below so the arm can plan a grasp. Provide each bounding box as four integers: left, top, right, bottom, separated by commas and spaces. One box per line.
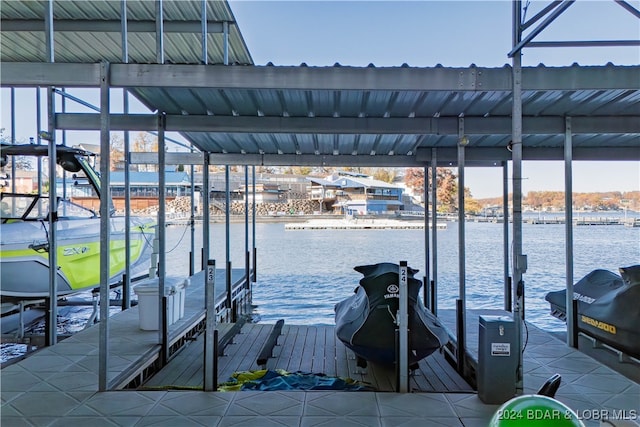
477, 315, 517, 404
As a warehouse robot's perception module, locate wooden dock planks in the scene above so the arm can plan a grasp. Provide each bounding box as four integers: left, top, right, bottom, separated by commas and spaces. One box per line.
141, 323, 472, 393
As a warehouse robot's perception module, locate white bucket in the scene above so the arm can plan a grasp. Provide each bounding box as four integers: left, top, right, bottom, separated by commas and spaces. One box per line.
133, 277, 187, 330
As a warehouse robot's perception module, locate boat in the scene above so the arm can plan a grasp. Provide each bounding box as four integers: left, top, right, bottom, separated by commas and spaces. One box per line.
0, 143, 155, 304
334, 262, 449, 367
544, 265, 640, 358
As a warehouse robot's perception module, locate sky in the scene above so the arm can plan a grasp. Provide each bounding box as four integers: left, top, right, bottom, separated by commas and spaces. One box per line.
1, 1, 639, 199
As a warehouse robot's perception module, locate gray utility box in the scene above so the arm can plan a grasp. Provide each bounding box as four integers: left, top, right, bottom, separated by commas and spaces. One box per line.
477, 315, 517, 404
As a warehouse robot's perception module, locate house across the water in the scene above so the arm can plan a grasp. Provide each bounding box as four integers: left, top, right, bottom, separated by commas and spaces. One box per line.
308, 171, 404, 215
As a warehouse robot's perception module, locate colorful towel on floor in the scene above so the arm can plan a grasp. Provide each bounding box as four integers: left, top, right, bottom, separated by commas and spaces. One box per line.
218, 369, 375, 391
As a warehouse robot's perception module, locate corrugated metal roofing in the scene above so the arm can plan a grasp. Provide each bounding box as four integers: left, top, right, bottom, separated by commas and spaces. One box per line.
1, 1, 638, 164
0, 0, 252, 64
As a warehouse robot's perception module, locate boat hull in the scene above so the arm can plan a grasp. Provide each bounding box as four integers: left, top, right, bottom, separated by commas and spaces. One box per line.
335, 262, 449, 366
545, 266, 640, 358
0, 216, 154, 300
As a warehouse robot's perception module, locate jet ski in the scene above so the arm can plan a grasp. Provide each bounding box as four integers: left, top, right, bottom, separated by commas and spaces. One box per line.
545, 265, 640, 358
334, 262, 449, 367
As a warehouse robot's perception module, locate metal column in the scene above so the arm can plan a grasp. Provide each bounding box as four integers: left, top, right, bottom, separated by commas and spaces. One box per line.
9, 88, 16, 191
203, 153, 215, 390
98, 61, 111, 392
121, 0, 132, 309
430, 148, 438, 316
225, 166, 232, 317
456, 120, 467, 374
252, 166, 257, 282
45, 89, 58, 347
511, 0, 526, 395
200, 0, 208, 64
44, 0, 58, 347
157, 114, 167, 352
155, 0, 164, 64
204, 259, 216, 390
423, 165, 430, 308
36, 90, 42, 207
564, 117, 577, 348
397, 261, 409, 392
245, 166, 250, 291
503, 161, 512, 312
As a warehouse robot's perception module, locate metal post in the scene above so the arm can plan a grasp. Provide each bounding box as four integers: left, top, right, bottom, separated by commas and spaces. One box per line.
121, 0, 132, 309
122, 90, 131, 309
564, 117, 577, 348
457, 121, 467, 372
161, 296, 168, 365
223, 21, 229, 66
204, 259, 216, 390
158, 114, 167, 350
190, 150, 196, 277
155, 0, 164, 64
46, 88, 58, 347
36, 87, 43, 212
503, 161, 511, 311
456, 298, 465, 374
511, 0, 526, 395
10, 88, 16, 192
201, 0, 208, 64
44, 0, 56, 345
245, 166, 250, 290
430, 148, 438, 316
423, 165, 430, 308
203, 154, 210, 269
225, 166, 232, 316
252, 166, 257, 282
397, 261, 409, 393
60, 89, 67, 205
98, 61, 111, 392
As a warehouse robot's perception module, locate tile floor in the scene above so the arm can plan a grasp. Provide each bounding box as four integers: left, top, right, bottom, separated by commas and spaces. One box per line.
1, 307, 638, 426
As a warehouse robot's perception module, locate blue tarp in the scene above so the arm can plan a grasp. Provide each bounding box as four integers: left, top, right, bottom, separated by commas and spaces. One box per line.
219, 369, 375, 391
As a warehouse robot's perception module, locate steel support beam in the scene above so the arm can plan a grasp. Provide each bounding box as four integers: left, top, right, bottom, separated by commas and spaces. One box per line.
456, 120, 467, 375
503, 161, 511, 312
0, 19, 227, 33
158, 114, 167, 349
46, 89, 57, 348
98, 61, 111, 392
54, 113, 640, 136
3, 62, 639, 91
511, 0, 525, 396
126, 145, 640, 168
430, 148, 438, 316
564, 117, 577, 349
423, 164, 430, 308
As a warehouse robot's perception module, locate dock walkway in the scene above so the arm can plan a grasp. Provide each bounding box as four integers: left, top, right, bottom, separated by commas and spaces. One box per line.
284, 218, 447, 230
143, 322, 472, 393
2, 280, 638, 426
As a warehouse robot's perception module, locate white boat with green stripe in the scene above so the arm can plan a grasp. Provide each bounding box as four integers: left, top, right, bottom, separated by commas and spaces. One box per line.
0, 143, 155, 302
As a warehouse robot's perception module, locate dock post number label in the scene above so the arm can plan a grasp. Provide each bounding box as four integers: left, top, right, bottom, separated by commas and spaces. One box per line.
491, 343, 511, 356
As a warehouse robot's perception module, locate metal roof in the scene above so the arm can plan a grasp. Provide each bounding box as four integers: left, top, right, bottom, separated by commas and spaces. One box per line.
1, 1, 638, 167
0, 0, 252, 65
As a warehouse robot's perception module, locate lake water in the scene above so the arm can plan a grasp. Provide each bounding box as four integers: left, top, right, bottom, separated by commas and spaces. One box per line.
2, 214, 638, 363
163, 215, 639, 331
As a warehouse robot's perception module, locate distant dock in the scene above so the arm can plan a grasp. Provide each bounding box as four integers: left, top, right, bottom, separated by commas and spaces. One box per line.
284, 218, 448, 230
525, 216, 636, 226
